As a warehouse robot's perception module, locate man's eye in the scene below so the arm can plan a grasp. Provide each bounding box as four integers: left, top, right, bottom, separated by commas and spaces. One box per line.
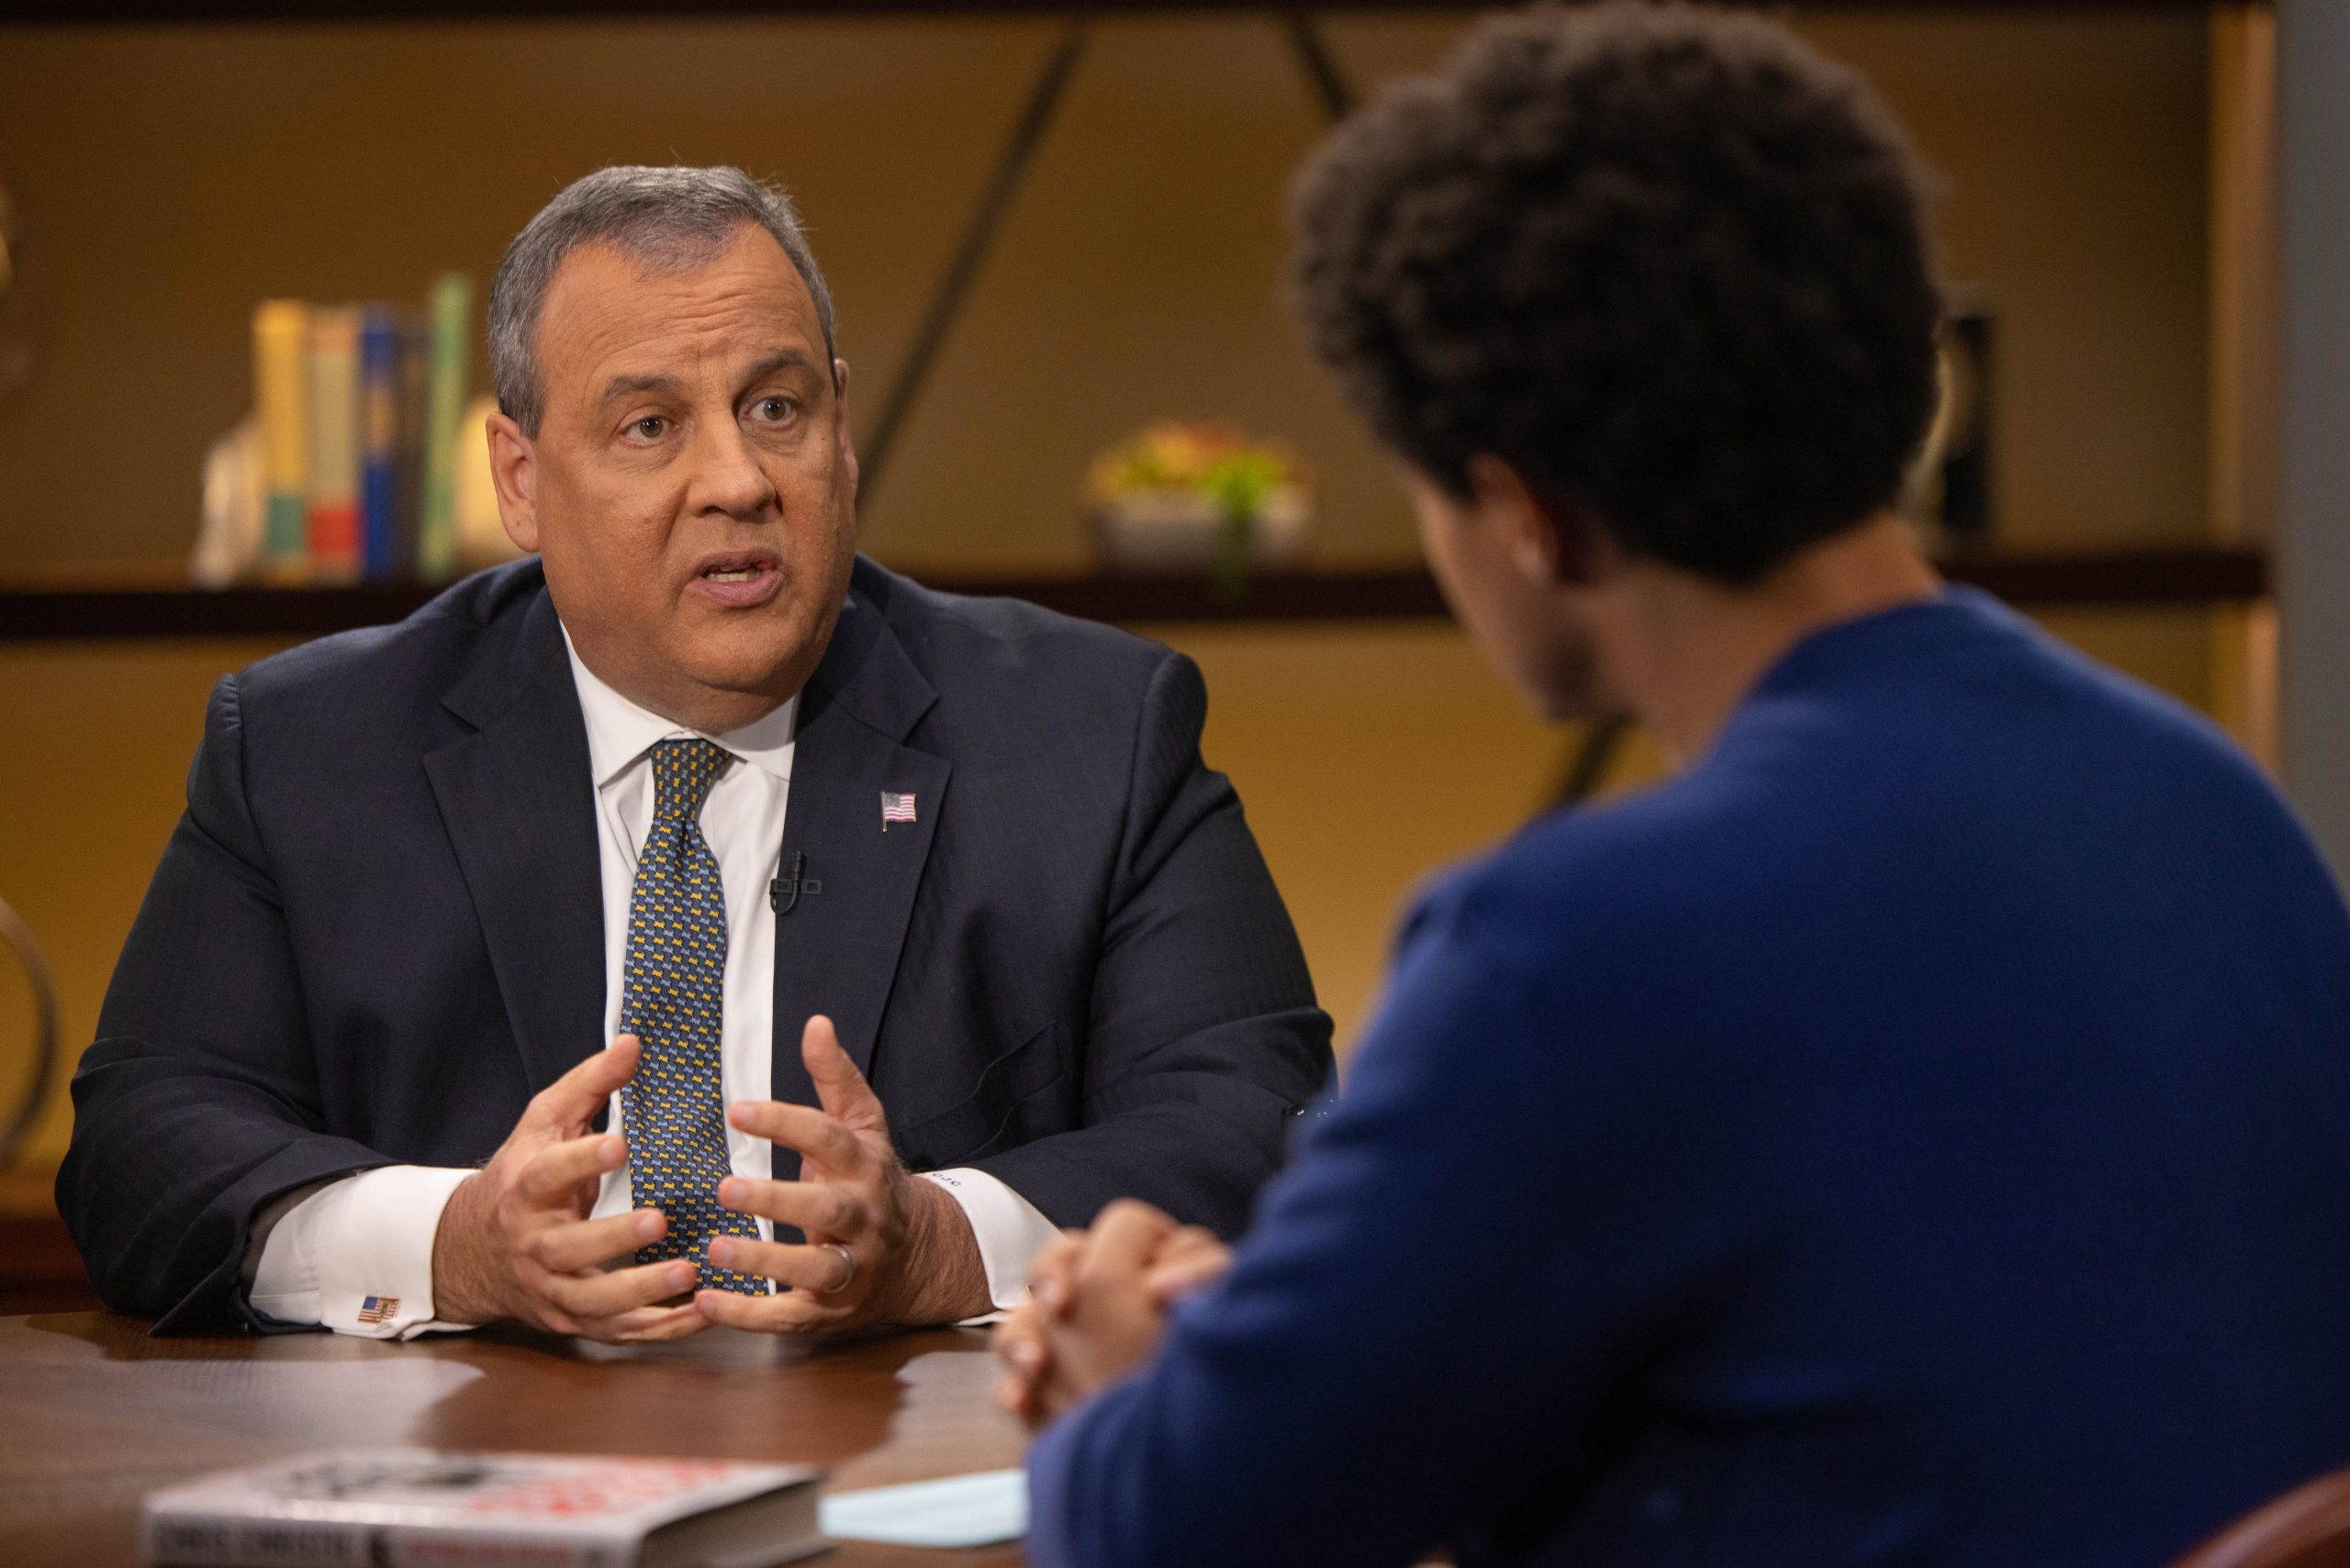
628, 416, 667, 440
751, 397, 795, 424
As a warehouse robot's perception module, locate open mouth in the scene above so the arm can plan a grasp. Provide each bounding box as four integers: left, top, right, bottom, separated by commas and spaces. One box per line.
687, 553, 783, 607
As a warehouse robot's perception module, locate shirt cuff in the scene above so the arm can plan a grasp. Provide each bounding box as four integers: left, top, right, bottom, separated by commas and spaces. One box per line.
247, 1165, 479, 1339
917, 1167, 1064, 1316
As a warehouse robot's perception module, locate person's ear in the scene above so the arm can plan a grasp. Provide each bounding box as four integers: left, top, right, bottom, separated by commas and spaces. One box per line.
486, 410, 540, 554
831, 357, 860, 505
1464, 454, 1601, 588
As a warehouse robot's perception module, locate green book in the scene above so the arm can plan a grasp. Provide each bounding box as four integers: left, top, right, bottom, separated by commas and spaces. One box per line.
415, 273, 473, 583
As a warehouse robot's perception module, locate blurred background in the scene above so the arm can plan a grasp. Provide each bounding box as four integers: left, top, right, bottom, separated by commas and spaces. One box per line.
0, 0, 2289, 1307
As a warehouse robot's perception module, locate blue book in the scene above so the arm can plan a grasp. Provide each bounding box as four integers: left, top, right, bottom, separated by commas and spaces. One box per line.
358, 306, 403, 581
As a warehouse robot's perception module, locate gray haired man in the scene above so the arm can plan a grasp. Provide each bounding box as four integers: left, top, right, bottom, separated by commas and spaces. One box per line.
59, 166, 1333, 1342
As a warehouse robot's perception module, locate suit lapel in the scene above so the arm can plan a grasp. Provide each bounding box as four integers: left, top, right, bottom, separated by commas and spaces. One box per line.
423, 589, 606, 1095
769, 573, 950, 1155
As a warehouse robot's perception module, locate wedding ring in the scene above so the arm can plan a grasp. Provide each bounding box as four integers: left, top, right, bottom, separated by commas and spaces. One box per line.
822, 1243, 857, 1294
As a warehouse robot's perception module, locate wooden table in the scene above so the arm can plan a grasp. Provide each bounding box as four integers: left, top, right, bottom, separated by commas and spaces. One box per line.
0, 1312, 1028, 1567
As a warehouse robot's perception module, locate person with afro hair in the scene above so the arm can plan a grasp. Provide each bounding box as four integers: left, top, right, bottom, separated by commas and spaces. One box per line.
997, 6, 2350, 1566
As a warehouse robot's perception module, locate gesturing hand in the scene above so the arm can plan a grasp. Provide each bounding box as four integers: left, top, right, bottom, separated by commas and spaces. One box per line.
430, 1036, 708, 1343
992, 1200, 1233, 1428
689, 1015, 992, 1333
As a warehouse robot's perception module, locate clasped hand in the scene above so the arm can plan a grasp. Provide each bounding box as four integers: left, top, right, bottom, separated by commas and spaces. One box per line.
431, 1015, 988, 1342
990, 1199, 1234, 1427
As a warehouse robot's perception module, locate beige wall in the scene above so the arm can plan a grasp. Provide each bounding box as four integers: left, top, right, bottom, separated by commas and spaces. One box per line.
1800, 10, 2214, 548
0, 639, 285, 1177
0, 9, 2206, 570
0, 11, 2228, 1203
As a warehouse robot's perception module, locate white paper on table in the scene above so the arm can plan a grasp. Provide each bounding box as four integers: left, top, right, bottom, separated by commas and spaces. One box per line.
817, 1469, 1027, 1548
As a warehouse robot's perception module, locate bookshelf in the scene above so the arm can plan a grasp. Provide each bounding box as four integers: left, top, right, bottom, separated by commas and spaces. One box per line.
0, 0, 2236, 19
0, 544, 2273, 642
0, 0, 2271, 1292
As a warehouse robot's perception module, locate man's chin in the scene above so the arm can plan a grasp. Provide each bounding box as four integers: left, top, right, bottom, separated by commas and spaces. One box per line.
673, 631, 828, 711
674, 599, 819, 667
684, 658, 812, 708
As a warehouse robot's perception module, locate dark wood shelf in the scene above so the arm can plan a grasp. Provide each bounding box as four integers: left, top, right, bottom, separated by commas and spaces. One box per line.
1940, 543, 2270, 606
0, 581, 446, 642
0, 545, 2272, 643
0, 0, 2233, 23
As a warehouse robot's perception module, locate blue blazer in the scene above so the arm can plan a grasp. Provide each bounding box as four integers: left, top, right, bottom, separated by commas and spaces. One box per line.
59, 556, 1332, 1331
1029, 591, 2350, 1568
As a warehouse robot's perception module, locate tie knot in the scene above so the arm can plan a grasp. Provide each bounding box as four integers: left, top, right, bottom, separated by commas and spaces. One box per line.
649, 738, 731, 821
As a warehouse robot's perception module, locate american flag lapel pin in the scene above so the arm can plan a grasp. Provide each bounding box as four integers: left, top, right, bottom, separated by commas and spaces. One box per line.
881, 790, 917, 832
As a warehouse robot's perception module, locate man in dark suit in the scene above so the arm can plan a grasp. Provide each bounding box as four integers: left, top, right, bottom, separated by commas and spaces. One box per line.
995, 9, 2350, 1566
59, 165, 1330, 1341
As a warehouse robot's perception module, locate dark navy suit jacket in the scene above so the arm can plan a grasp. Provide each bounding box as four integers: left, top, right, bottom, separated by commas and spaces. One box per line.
1030, 590, 2350, 1568
60, 556, 1332, 1331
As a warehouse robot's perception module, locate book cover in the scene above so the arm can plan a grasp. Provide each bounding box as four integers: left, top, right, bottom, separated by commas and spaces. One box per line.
417, 272, 474, 584
304, 306, 364, 584
144, 1448, 825, 1568
358, 305, 404, 581
397, 308, 431, 577
252, 299, 309, 585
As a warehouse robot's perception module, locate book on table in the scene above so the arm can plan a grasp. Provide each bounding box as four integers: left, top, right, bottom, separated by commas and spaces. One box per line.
142, 1448, 826, 1568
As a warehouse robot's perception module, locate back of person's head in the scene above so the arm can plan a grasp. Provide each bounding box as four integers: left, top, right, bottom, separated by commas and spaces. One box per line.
1289, 2, 1942, 585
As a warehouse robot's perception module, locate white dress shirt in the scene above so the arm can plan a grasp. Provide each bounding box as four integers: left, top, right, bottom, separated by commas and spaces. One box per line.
245, 629, 1062, 1338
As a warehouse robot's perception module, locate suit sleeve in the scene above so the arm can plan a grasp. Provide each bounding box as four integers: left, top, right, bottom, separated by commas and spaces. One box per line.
968, 651, 1335, 1238
1024, 885, 1747, 1568
55, 674, 397, 1332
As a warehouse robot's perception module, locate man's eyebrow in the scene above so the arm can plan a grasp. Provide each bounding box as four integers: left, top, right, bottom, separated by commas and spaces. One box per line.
597, 371, 683, 408
737, 350, 824, 391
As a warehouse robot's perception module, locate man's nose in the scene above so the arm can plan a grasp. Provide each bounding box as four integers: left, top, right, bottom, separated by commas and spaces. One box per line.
686, 417, 781, 520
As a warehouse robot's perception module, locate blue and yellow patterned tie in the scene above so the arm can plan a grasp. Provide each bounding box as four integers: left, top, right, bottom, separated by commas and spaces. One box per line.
620, 738, 763, 1294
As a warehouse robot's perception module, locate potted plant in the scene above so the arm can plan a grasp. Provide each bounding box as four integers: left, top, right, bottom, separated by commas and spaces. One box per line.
1087, 421, 1315, 602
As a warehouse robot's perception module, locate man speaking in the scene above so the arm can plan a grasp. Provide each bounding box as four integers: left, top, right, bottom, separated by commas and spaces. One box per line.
59, 166, 1332, 1341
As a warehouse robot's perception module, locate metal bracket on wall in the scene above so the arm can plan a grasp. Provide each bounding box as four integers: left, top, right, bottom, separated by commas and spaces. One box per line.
1283, 10, 1356, 122
857, 10, 1360, 509
0, 894, 58, 1169
856, 21, 1091, 504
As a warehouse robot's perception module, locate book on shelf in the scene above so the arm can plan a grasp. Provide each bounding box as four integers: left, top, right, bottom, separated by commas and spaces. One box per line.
252, 299, 308, 586
143, 1448, 826, 1568
304, 306, 363, 584
196, 273, 515, 591
416, 271, 474, 585
359, 305, 405, 580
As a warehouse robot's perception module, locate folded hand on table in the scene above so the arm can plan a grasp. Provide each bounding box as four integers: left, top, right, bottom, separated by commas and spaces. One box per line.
990, 1199, 1235, 1427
